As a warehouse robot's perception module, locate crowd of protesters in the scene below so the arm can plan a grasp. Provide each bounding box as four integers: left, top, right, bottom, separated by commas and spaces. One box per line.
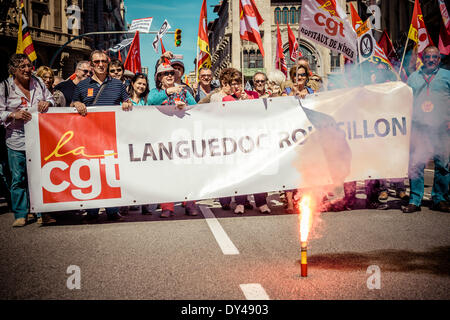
0, 44, 448, 227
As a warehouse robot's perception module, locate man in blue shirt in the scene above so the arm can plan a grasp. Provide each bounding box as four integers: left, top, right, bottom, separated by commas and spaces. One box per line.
402, 46, 449, 213
72, 50, 132, 222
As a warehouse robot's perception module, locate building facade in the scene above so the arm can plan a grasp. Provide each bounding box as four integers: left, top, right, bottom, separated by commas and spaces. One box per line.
0, 0, 126, 80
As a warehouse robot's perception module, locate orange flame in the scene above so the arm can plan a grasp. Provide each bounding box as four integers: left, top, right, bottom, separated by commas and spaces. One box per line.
298, 194, 314, 242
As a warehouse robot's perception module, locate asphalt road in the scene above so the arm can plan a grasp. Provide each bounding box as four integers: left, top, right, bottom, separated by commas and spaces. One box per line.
0, 181, 448, 301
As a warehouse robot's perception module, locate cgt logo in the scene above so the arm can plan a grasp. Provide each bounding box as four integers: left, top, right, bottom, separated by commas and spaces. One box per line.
314, 0, 345, 37
39, 112, 121, 203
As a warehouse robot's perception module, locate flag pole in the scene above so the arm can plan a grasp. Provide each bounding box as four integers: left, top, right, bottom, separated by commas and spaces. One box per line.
399, 36, 410, 78
241, 39, 245, 86
195, 45, 199, 81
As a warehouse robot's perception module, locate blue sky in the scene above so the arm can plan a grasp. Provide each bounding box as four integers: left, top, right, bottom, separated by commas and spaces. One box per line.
124, 0, 220, 86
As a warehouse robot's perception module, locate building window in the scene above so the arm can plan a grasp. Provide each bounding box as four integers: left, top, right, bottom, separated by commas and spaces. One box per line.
274, 7, 281, 24
244, 50, 263, 68
282, 7, 289, 24
290, 7, 296, 24
54, 0, 62, 29
330, 52, 341, 72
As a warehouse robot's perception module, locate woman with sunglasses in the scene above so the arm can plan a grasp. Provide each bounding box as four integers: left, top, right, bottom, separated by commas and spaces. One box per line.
287, 65, 314, 98
147, 62, 199, 218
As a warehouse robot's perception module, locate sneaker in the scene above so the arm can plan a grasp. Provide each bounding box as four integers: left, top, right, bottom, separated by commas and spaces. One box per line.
258, 204, 271, 214
378, 191, 389, 202
397, 191, 407, 200
12, 218, 26, 227
402, 204, 421, 213
160, 210, 172, 218
234, 204, 244, 214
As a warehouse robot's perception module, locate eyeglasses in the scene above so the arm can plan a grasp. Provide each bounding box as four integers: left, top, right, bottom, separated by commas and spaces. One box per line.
254, 80, 266, 84
79, 69, 91, 74
109, 68, 122, 73
161, 71, 175, 77
92, 59, 108, 65
18, 64, 33, 70
423, 54, 439, 59
297, 73, 307, 77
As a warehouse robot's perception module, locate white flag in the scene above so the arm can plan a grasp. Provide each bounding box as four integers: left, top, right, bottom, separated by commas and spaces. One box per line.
152, 20, 171, 53
299, 0, 357, 61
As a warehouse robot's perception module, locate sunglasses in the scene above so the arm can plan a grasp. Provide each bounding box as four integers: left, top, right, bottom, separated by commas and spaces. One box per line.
254, 80, 266, 84
18, 64, 33, 70
297, 73, 307, 77
161, 71, 175, 77
92, 59, 108, 65
109, 68, 122, 73
79, 69, 91, 74
423, 54, 439, 59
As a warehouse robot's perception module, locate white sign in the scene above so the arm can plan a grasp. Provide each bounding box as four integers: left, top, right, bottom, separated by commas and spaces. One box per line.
25, 82, 412, 213
152, 20, 171, 53
129, 17, 153, 33
299, 0, 358, 61
109, 38, 134, 53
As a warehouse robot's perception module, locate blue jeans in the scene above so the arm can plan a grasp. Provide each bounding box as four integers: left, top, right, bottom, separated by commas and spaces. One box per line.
408, 128, 449, 206
7, 148, 28, 219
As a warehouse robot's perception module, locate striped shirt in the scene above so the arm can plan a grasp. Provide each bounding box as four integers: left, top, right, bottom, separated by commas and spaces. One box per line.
72, 76, 129, 106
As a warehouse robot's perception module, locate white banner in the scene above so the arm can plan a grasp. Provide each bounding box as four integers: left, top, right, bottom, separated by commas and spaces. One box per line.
299, 0, 358, 61
25, 82, 412, 213
129, 17, 153, 33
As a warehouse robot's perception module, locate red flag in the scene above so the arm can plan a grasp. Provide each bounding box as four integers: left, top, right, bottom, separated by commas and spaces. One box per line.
438, 0, 450, 55
160, 38, 166, 54
123, 31, 142, 74
118, 50, 123, 62
240, 0, 264, 56
287, 22, 300, 61
408, 0, 433, 55
275, 22, 287, 76
349, 2, 363, 30
378, 30, 398, 62
197, 0, 212, 70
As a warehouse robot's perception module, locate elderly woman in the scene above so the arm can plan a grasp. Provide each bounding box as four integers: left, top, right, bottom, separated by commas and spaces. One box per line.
266, 70, 286, 97
0, 54, 54, 227
36, 66, 65, 107
147, 62, 198, 218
